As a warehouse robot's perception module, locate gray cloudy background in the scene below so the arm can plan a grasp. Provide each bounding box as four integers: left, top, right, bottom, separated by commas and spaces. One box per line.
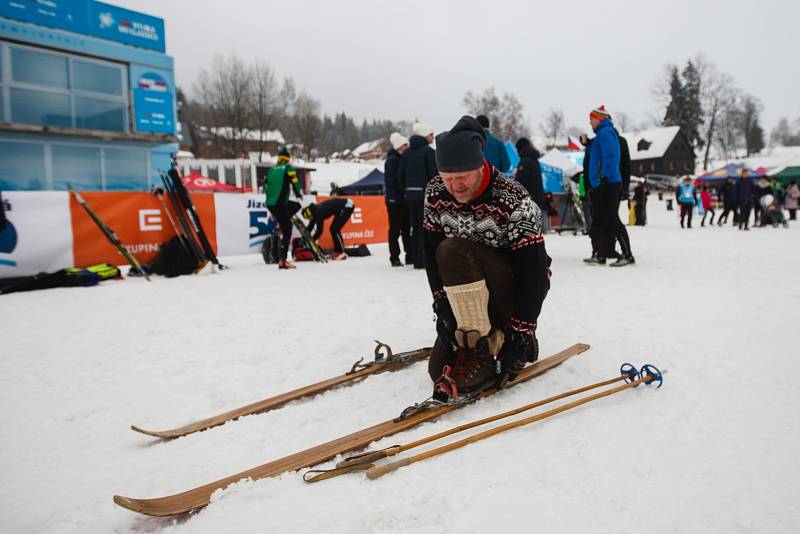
117, 0, 798, 135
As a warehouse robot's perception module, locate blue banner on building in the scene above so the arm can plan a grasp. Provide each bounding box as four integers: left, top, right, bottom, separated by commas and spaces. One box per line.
86, 2, 164, 53
130, 65, 175, 134
0, 0, 89, 34
0, 0, 164, 52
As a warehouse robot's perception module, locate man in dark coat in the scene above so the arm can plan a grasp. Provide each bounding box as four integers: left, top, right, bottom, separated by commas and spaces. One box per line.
513, 137, 544, 209
734, 170, 755, 230
399, 122, 438, 269
717, 177, 736, 226
385, 133, 411, 266
423, 115, 549, 399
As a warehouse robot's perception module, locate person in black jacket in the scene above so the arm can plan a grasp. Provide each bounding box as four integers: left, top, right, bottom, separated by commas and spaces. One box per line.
303, 197, 355, 260
385, 133, 411, 267
514, 137, 544, 210
717, 177, 736, 226
399, 122, 438, 269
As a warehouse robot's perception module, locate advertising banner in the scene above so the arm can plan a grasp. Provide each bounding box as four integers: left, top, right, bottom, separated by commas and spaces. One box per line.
69, 191, 216, 268
0, 192, 73, 277
130, 64, 176, 134
213, 193, 276, 257
314, 196, 388, 249
0, 0, 89, 34
86, 1, 165, 52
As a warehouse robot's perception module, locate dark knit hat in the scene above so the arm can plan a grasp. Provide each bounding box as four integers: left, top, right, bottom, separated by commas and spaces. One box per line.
278, 147, 291, 161
435, 116, 487, 172
515, 137, 532, 151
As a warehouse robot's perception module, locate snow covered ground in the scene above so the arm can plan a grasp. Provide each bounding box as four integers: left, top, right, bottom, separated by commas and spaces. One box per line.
2, 201, 799, 534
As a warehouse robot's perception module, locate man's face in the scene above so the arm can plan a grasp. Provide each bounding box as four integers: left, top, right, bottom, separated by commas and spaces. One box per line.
398, 144, 409, 154
590, 117, 601, 130
441, 168, 483, 203
425, 133, 434, 144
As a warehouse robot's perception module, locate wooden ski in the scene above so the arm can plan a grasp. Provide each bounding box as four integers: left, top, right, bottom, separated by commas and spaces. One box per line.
131, 344, 431, 439
114, 343, 589, 516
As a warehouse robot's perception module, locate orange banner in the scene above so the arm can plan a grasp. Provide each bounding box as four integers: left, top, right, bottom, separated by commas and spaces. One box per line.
70, 191, 216, 268
314, 195, 388, 249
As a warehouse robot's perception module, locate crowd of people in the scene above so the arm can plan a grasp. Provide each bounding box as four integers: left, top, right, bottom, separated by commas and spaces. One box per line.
677, 170, 797, 230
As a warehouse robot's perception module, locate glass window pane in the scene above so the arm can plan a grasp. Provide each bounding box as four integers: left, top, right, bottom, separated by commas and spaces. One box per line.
51, 145, 102, 190
73, 61, 123, 96
74, 97, 126, 131
0, 142, 45, 190
224, 165, 236, 184
10, 88, 71, 127
12, 48, 68, 88
104, 148, 148, 190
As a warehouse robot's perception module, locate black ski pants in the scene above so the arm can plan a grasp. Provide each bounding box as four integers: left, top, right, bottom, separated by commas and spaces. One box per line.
408, 200, 425, 268
718, 205, 734, 225
387, 202, 411, 263
329, 206, 354, 253
268, 200, 301, 260
428, 238, 515, 381
739, 203, 752, 229
701, 207, 715, 226
680, 203, 694, 228
594, 183, 632, 259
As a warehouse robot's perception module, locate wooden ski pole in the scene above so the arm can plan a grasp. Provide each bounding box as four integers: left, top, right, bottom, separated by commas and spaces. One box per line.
304, 372, 632, 483
366, 370, 664, 480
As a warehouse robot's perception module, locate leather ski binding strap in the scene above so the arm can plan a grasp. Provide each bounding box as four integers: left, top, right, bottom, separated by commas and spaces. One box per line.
348, 340, 394, 374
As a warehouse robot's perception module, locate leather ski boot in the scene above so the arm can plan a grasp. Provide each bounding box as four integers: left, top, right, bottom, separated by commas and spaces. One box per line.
450, 329, 497, 395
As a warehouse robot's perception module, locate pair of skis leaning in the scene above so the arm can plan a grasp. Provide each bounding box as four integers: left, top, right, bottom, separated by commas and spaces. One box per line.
115, 342, 590, 516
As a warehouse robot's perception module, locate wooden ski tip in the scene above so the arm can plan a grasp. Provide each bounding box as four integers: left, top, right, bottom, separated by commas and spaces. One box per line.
130, 425, 177, 439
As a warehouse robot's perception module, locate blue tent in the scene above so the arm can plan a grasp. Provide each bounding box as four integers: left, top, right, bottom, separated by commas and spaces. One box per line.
540, 162, 565, 193
505, 141, 520, 174
696, 163, 766, 184
337, 168, 385, 195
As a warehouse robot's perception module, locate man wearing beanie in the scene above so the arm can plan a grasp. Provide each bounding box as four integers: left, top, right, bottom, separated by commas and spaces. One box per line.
423, 115, 550, 400
476, 115, 511, 173
265, 147, 304, 269
385, 133, 411, 266
398, 122, 437, 268
585, 106, 635, 267
514, 137, 544, 210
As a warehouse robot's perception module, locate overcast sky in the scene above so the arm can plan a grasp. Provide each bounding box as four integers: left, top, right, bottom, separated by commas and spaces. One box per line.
116, 0, 798, 137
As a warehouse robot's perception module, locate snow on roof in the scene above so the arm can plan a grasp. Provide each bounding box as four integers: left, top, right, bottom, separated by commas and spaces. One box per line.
621, 126, 681, 161
352, 139, 384, 156
206, 127, 285, 144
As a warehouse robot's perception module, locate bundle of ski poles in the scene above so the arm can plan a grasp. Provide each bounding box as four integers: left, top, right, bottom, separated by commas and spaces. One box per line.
304, 363, 664, 482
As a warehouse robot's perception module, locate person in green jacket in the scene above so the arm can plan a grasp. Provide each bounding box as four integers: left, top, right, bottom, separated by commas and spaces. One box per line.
265, 147, 304, 269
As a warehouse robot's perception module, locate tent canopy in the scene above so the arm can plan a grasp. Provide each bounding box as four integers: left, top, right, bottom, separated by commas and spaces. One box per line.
182, 172, 241, 192
336, 168, 385, 195
540, 149, 582, 178
768, 154, 800, 184
695, 163, 765, 184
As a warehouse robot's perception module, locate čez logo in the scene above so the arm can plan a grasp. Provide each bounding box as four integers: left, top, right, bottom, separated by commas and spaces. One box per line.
139, 209, 162, 231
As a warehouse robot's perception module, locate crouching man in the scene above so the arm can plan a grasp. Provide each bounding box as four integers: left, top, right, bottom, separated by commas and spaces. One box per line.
424, 116, 550, 400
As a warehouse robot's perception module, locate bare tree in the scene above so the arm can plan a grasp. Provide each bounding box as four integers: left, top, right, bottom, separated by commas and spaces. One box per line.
615, 111, 632, 133
194, 54, 253, 157
715, 99, 741, 161
539, 108, 565, 148
250, 61, 284, 160
693, 55, 738, 170
462, 86, 530, 140
291, 92, 322, 159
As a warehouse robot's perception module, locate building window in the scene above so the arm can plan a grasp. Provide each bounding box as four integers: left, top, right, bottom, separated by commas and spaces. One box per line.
51, 145, 103, 190
104, 148, 148, 190
0, 141, 45, 190
5, 43, 128, 132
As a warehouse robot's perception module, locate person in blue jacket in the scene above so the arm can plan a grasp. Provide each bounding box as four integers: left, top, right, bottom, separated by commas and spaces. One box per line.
476, 115, 511, 173
584, 106, 634, 267
676, 176, 697, 228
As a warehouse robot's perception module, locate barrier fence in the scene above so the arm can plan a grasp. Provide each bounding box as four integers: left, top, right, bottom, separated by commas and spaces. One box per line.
0, 192, 389, 277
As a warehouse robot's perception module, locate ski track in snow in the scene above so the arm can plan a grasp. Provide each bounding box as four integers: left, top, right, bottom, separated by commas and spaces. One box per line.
1, 203, 799, 533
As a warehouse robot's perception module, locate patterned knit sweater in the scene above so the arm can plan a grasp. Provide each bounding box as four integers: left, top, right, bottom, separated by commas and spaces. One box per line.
422, 167, 549, 334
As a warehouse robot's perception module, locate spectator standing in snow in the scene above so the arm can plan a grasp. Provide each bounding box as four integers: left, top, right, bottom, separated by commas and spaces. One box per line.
514, 137, 544, 210
717, 177, 736, 226
785, 180, 799, 221
476, 115, 511, 173
385, 133, 411, 266
583, 106, 634, 266
633, 179, 647, 225
398, 122, 438, 269
754, 178, 772, 226
676, 176, 697, 229
265, 147, 304, 270
303, 197, 355, 261
734, 170, 755, 231
700, 185, 715, 226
